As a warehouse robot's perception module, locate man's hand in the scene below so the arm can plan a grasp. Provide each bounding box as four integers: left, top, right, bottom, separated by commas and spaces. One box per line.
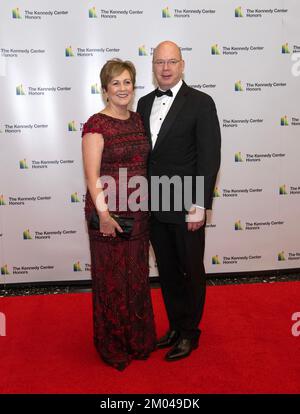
186, 206, 206, 231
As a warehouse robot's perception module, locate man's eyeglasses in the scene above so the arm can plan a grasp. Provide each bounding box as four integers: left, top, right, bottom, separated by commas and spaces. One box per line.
153, 59, 181, 66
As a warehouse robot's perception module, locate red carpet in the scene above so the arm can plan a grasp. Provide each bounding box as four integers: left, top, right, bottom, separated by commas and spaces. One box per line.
0, 282, 299, 394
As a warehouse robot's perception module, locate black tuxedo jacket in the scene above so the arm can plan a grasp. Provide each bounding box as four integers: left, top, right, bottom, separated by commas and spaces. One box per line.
137, 81, 221, 223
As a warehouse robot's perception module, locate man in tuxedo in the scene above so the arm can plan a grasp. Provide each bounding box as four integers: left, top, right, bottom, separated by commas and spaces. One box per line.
137, 41, 221, 361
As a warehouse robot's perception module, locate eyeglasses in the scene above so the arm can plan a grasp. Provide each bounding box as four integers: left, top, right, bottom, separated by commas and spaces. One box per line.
153, 59, 181, 66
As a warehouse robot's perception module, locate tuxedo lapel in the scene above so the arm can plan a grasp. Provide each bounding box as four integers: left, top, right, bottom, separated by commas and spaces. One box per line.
143, 92, 156, 150
152, 82, 189, 153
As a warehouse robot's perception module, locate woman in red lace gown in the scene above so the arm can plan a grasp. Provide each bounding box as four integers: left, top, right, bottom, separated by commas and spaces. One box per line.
82, 59, 156, 370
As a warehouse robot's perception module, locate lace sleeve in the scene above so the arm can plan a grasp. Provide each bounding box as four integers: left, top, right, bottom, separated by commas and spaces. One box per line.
82, 114, 103, 138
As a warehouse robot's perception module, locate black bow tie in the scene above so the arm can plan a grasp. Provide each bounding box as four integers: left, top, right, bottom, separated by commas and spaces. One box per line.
155, 88, 173, 98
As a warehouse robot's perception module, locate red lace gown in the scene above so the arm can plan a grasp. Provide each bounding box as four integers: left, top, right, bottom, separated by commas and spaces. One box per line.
82, 111, 156, 370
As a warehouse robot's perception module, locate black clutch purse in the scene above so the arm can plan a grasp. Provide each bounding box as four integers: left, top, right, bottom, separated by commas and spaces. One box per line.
89, 210, 134, 239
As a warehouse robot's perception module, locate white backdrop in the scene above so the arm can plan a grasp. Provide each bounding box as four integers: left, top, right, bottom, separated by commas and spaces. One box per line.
1, 0, 300, 284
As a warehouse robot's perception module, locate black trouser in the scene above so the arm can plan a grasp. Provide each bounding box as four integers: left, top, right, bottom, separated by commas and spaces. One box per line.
150, 216, 206, 340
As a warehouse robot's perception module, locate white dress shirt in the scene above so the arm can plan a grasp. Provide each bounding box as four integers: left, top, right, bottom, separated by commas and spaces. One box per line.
149, 80, 205, 221
150, 80, 182, 148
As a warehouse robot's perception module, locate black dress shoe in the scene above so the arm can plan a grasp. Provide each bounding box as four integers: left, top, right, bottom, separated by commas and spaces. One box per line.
165, 337, 199, 361
156, 330, 180, 349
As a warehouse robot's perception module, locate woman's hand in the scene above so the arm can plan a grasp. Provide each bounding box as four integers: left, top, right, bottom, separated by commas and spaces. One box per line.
99, 213, 123, 237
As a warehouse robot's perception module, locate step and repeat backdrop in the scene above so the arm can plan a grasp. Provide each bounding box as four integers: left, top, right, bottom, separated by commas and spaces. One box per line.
1, 0, 300, 284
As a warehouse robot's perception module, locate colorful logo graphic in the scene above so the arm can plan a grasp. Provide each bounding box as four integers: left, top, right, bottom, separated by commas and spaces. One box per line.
65, 46, 74, 57
71, 192, 80, 203
278, 251, 285, 261
235, 80, 243, 91
279, 185, 288, 195
235, 152, 243, 162
16, 84, 25, 95
23, 229, 32, 240
235, 7, 243, 17
12, 8, 22, 19
1, 264, 10, 275
73, 261, 82, 271
19, 159, 29, 169
68, 121, 77, 131
211, 44, 220, 55
234, 220, 243, 231
138, 45, 147, 56
91, 83, 100, 94
212, 255, 220, 265
162, 7, 171, 18
213, 187, 220, 198
280, 115, 289, 126
282, 43, 290, 54
89, 7, 97, 18
0, 195, 6, 206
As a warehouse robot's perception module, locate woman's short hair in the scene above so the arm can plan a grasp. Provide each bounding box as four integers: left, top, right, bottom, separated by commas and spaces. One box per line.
100, 59, 136, 91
